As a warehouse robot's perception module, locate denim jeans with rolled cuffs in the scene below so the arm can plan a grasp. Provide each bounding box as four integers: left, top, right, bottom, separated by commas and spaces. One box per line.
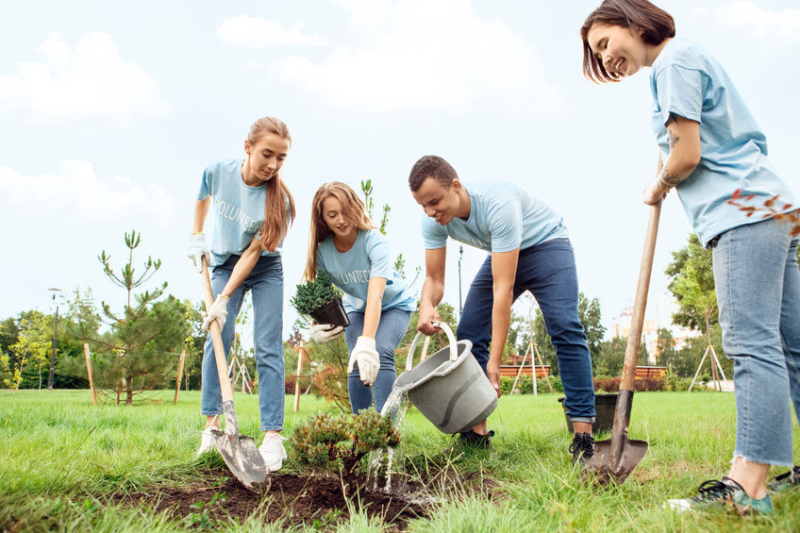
344, 307, 412, 415
712, 217, 800, 467
456, 238, 596, 424
201, 254, 285, 431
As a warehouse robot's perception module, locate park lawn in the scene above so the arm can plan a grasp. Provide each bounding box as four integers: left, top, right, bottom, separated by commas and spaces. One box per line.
0, 389, 798, 532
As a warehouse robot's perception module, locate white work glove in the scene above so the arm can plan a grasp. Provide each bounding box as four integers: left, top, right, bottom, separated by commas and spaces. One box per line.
201, 295, 230, 331
347, 336, 380, 386
187, 233, 212, 273
309, 323, 344, 344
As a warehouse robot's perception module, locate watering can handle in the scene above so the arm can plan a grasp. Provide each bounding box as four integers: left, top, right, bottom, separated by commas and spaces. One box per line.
405, 321, 458, 372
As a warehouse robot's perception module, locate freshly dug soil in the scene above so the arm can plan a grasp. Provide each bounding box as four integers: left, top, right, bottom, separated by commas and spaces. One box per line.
112, 469, 441, 530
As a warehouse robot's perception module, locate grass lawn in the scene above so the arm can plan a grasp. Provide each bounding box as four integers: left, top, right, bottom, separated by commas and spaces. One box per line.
1, 389, 798, 532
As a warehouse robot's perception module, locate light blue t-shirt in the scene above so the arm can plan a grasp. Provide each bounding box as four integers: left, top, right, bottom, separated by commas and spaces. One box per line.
650, 38, 797, 246
421, 181, 569, 253
317, 229, 416, 315
197, 159, 286, 265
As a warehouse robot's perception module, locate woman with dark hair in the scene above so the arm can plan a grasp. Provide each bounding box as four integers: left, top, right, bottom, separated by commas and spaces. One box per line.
188, 117, 295, 472
581, 0, 799, 515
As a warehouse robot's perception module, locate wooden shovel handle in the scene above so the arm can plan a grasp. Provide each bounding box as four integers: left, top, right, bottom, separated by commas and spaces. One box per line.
620, 202, 661, 392
201, 257, 234, 403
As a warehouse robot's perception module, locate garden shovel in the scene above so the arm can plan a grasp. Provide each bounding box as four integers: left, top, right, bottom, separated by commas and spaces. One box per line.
200, 257, 270, 492
583, 202, 661, 485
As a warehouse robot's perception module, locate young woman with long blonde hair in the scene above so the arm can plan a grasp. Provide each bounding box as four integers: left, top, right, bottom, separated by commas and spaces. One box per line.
187, 116, 295, 471
304, 182, 415, 414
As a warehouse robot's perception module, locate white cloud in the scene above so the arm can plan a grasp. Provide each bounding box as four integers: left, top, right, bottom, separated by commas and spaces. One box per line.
715, 1, 800, 44
0, 161, 175, 225
0, 32, 172, 122
217, 16, 327, 48
268, 0, 564, 116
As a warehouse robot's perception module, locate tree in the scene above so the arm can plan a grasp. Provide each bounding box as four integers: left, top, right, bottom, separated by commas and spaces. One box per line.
578, 293, 606, 362
524, 292, 605, 377
8, 311, 52, 390
665, 234, 717, 335
594, 336, 648, 377
72, 230, 195, 404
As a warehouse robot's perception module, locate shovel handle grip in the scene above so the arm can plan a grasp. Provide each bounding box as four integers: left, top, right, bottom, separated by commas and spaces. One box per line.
201, 257, 235, 404
405, 321, 458, 372
620, 202, 661, 392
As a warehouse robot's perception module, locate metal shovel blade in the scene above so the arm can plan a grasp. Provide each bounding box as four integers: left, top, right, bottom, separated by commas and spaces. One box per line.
583, 390, 648, 485
210, 401, 270, 492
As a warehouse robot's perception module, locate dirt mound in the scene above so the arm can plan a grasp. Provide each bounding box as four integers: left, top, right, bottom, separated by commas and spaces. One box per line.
112, 469, 435, 530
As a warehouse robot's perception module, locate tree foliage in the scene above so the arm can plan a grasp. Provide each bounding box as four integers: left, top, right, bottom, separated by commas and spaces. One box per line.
69, 230, 195, 404
519, 292, 605, 377
665, 234, 717, 336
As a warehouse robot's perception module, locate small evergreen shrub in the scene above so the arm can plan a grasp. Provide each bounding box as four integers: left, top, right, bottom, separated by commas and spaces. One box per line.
289, 410, 400, 495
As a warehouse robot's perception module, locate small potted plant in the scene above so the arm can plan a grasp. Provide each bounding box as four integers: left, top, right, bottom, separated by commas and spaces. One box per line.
291, 271, 350, 328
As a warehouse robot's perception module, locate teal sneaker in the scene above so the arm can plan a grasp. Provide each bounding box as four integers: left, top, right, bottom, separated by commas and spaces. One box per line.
666, 477, 773, 516
768, 465, 799, 493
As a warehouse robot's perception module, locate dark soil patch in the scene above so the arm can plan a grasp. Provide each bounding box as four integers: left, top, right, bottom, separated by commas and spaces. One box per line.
111, 468, 444, 530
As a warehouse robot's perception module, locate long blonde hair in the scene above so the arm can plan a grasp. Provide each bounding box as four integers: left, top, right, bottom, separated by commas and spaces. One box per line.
303, 182, 376, 281
248, 117, 296, 252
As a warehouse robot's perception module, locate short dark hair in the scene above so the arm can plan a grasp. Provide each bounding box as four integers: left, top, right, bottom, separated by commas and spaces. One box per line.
408, 155, 459, 192
580, 0, 675, 83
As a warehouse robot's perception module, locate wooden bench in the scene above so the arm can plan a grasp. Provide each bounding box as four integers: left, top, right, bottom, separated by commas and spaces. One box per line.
499, 365, 551, 378
634, 366, 667, 380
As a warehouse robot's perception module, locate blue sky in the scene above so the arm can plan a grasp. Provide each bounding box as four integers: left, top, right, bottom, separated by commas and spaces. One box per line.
1, 0, 798, 339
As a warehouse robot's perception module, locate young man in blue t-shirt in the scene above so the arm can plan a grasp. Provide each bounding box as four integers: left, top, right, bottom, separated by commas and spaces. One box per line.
409, 155, 596, 462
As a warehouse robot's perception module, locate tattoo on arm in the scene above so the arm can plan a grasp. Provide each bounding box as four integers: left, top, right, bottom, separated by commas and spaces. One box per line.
668, 130, 680, 150
657, 165, 685, 189
666, 113, 680, 150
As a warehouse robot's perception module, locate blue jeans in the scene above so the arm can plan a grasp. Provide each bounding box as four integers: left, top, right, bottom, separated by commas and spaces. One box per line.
344, 307, 412, 414
713, 217, 800, 467
201, 254, 285, 431
457, 238, 596, 422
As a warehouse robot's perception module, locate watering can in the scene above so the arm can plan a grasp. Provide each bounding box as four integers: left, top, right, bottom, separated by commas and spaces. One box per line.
394, 322, 497, 434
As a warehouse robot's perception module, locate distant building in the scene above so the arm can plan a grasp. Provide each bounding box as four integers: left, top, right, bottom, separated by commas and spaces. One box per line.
611, 298, 701, 364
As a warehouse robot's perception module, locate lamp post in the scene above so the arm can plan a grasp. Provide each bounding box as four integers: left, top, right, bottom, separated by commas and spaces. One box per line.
458, 245, 464, 317
47, 288, 62, 391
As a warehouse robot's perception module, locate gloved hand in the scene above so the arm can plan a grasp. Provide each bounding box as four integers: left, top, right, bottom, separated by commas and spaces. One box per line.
309, 323, 344, 344
347, 336, 380, 386
202, 295, 230, 331
187, 233, 212, 273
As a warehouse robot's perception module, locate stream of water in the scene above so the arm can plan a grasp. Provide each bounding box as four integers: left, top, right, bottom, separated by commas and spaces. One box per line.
366, 385, 412, 493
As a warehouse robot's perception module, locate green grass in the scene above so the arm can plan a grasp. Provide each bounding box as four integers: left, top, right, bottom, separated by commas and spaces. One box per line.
0, 389, 798, 532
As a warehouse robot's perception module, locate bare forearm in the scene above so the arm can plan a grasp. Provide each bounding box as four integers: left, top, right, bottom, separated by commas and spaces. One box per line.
655, 115, 700, 191
221, 241, 260, 297
420, 278, 444, 313
193, 198, 211, 233
489, 288, 513, 365
361, 278, 386, 338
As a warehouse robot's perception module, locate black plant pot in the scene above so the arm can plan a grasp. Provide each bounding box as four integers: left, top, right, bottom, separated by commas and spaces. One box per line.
310, 298, 350, 328
558, 393, 629, 435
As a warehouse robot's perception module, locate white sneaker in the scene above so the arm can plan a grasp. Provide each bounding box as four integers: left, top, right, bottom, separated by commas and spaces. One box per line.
197, 429, 218, 457
259, 433, 288, 472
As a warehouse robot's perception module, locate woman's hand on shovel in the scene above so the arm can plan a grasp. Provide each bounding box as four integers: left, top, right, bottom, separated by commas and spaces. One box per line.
202, 294, 230, 331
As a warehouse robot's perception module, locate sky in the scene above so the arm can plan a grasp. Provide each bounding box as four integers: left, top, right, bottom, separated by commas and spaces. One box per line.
1, 0, 799, 343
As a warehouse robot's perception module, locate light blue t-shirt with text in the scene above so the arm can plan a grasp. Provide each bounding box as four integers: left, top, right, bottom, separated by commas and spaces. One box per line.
197, 159, 286, 266
317, 229, 416, 315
